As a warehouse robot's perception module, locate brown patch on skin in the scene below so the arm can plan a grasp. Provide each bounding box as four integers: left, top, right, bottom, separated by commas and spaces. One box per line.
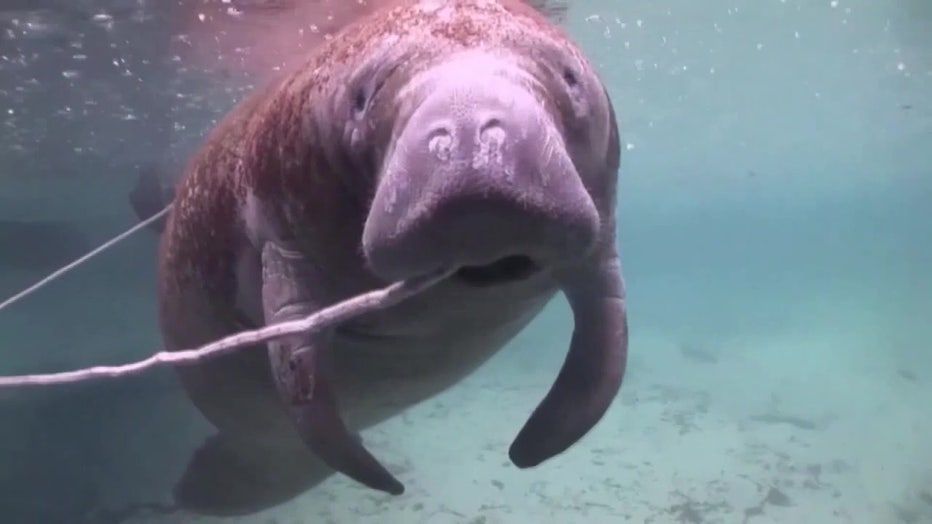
156, 88, 270, 340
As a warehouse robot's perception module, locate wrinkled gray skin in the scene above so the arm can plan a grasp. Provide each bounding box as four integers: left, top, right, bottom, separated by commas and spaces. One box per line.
149, 0, 626, 516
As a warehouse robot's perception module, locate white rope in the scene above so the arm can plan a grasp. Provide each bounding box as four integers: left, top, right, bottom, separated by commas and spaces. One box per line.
0, 205, 173, 313
0, 268, 449, 388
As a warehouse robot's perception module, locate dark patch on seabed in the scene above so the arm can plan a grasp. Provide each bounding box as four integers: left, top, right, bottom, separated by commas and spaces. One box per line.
897, 368, 919, 383
889, 489, 932, 524
920, 491, 932, 507
637, 428, 856, 523
667, 491, 732, 523
678, 343, 719, 364
742, 486, 792, 523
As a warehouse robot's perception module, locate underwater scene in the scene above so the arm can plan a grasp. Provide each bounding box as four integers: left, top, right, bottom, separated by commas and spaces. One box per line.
0, 0, 929, 523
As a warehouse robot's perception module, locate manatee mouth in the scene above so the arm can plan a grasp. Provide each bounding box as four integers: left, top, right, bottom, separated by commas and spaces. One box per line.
454, 255, 539, 287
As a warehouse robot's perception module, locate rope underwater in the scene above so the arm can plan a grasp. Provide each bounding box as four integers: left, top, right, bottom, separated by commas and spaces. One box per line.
0, 204, 173, 314
0, 204, 450, 389
0, 267, 450, 388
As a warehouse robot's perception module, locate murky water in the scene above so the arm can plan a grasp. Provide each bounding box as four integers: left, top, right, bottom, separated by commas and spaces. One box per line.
0, 1, 929, 522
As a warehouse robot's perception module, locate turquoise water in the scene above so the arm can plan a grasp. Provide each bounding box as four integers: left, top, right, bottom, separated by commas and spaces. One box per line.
0, 1, 929, 523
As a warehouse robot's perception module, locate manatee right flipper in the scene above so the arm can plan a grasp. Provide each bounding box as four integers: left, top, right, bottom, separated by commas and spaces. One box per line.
509, 245, 628, 467
260, 242, 405, 495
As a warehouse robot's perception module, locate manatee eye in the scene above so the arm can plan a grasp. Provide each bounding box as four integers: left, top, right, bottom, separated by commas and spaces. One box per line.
352, 88, 368, 117
562, 67, 579, 88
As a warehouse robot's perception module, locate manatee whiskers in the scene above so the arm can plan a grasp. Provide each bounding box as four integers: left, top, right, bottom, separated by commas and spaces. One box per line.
0, 268, 450, 388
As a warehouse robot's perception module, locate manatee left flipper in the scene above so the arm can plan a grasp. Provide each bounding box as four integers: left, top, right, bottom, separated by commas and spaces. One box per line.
509, 246, 628, 467
260, 242, 405, 495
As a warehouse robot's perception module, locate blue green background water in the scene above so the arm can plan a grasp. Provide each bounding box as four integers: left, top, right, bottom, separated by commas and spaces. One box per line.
0, 1, 928, 522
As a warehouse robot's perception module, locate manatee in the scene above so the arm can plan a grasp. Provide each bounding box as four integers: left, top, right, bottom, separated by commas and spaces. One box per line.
150, 0, 626, 516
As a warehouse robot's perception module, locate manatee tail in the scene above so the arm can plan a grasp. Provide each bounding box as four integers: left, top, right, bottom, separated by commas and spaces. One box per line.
128, 163, 173, 235
174, 433, 333, 517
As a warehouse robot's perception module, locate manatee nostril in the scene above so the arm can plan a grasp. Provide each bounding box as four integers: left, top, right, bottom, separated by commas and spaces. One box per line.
427, 125, 452, 140
479, 118, 503, 134
479, 118, 506, 147
427, 126, 453, 160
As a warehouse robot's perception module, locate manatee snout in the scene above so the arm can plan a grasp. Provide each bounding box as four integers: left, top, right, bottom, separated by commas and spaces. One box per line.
363, 69, 600, 284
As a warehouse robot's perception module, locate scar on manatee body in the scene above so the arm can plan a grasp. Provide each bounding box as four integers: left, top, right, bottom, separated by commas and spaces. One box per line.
285, 355, 316, 404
